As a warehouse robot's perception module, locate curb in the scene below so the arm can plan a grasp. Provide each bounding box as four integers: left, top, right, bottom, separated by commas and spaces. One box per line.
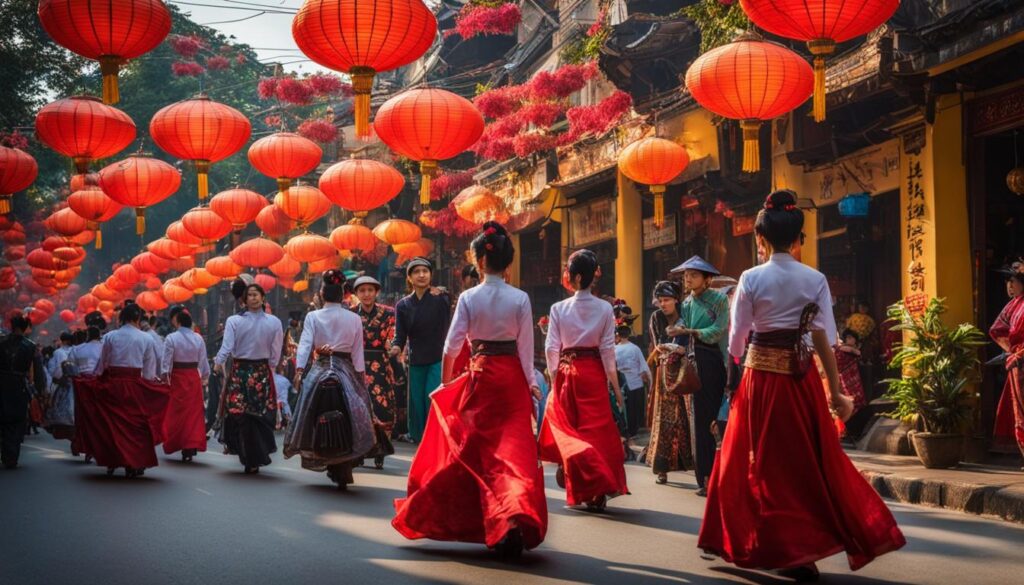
860, 470, 1024, 525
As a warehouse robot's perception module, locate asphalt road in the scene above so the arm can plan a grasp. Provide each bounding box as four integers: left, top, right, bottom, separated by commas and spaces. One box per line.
2, 433, 1022, 585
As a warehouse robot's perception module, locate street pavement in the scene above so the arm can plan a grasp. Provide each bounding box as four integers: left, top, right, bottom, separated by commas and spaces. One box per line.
2, 433, 1022, 585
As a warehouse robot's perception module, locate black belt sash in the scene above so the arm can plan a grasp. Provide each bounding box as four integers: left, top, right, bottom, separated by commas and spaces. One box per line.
470, 340, 518, 356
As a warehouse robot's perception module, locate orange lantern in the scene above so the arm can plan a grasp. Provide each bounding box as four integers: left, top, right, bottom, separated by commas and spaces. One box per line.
210, 188, 268, 233
319, 158, 404, 219
166, 220, 204, 248
181, 268, 221, 290
162, 282, 194, 303
617, 137, 690, 228
453, 185, 507, 225
269, 253, 302, 279
148, 238, 194, 260
393, 238, 434, 264
27, 249, 64, 271
67, 184, 122, 249
136, 290, 169, 312
57, 247, 87, 267
284, 233, 336, 263
169, 256, 196, 272
0, 146, 39, 215
291, 0, 437, 139
132, 252, 172, 275
329, 223, 377, 254
99, 155, 181, 234
113, 264, 142, 285
308, 253, 346, 274
248, 132, 322, 195
149, 95, 252, 201
34, 96, 136, 173
254, 273, 277, 292
182, 206, 233, 245
205, 256, 244, 279
374, 88, 484, 204
67, 230, 95, 246
38, 0, 171, 104
105, 274, 134, 292
70, 172, 99, 193
685, 33, 813, 173
230, 238, 285, 268
372, 219, 421, 245
292, 280, 310, 293
273, 185, 331, 229
97, 300, 115, 313
255, 203, 296, 239
145, 276, 162, 290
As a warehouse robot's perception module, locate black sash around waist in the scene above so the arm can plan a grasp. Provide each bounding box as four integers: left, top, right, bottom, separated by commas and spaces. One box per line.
560, 346, 601, 359
749, 329, 802, 349
471, 340, 518, 356
233, 358, 269, 365
316, 352, 352, 364
172, 361, 199, 370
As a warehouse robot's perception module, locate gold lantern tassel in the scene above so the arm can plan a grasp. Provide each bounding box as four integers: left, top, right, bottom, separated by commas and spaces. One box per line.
350, 67, 376, 140
100, 56, 121, 105
277, 177, 292, 198
135, 208, 146, 235
741, 120, 761, 173
808, 39, 836, 123
0, 196, 10, 215
420, 160, 438, 206
196, 160, 211, 201
95, 228, 102, 250
651, 185, 666, 228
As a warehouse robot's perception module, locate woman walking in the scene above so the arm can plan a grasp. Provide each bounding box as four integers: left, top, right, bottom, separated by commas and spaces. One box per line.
160, 306, 209, 462
538, 249, 629, 510
699, 190, 904, 581
393, 222, 546, 558
991, 272, 1024, 458
352, 275, 397, 469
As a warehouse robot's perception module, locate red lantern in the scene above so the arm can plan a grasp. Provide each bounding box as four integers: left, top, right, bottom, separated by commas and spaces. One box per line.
329, 223, 377, 254
394, 237, 434, 264
618, 137, 690, 228
374, 88, 485, 205
99, 155, 182, 234
0, 146, 38, 215
53, 246, 84, 263
319, 158, 404, 219
27, 249, 63, 271
248, 132, 322, 195
136, 290, 169, 312
70, 172, 99, 193
284, 233, 336, 263
210, 188, 268, 232
166, 220, 204, 248
230, 238, 285, 268
453, 185, 508, 225
205, 256, 244, 279
34, 96, 136, 173
66, 230, 95, 246
148, 238, 194, 260
273, 185, 331, 229
254, 273, 277, 292
149, 96, 252, 201
114, 264, 141, 285
685, 33, 813, 172
182, 206, 233, 245
145, 276, 162, 290
180, 268, 221, 290
45, 208, 88, 237
255, 203, 296, 239
132, 252, 172, 276
169, 256, 196, 273
740, 0, 900, 122
269, 253, 302, 279
372, 219, 421, 245
5, 245, 25, 261
67, 185, 122, 249
292, 0, 437, 138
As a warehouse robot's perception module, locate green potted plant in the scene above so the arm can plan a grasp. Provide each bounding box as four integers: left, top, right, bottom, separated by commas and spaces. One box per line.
883, 297, 985, 469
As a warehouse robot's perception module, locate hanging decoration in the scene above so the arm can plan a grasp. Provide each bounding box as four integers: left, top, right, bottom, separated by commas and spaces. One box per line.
67, 183, 122, 249
372, 219, 422, 246
167, 220, 204, 248
247, 132, 323, 196
99, 155, 181, 234
329, 223, 377, 255
34, 96, 136, 173
284, 233, 336, 263
205, 256, 245, 279
617, 137, 690, 228
452, 185, 508, 225
230, 238, 285, 268
0, 146, 38, 215
209, 188, 268, 232
182, 206, 233, 245
319, 158, 404, 220
273, 184, 331, 229
255, 203, 297, 240
147, 238, 195, 260
44, 208, 88, 238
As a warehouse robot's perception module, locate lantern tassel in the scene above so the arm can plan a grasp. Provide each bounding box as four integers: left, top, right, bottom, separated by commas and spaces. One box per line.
135, 208, 146, 235
277, 177, 292, 199
741, 121, 761, 173
350, 67, 376, 140
651, 185, 666, 229
808, 39, 836, 123
196, 160, 211, 201
420, 160, 438, 206
0, 197, 10, 215
95, 228, 102, 250
100, 56, 120, 105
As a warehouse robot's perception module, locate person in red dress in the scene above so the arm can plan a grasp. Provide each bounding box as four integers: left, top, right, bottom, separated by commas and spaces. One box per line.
393, 222, 546, 559
699, 190, 905, 581
160, 306, 210, 462
538, 249, 628, 510
990, 271, 1024, 458
834, 328, 867, 413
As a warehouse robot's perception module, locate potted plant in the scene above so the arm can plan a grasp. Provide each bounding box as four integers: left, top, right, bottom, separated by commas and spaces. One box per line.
883, 297, 985, 469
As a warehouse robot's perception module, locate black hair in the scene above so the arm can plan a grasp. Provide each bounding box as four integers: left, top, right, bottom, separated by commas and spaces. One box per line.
169, 304, 186, 323
321, 269, 346, 303
86, 326, 101, 342
84, 311, 106, 331
615, 324, 632, 338
120, 303, 143, 324
567, 249, 599, 289
471, 221, 514, 272
1009, 273, 1024, 289
60, 331, 73, 343
461, 265, 479, 281
231, 278, 249, 301
653, 280, 682, 301
176, 311, 194, 329
9, 315, 29, 333
72, 330, 87, 345
842, 328, 860, 343
755, 190, 804, 252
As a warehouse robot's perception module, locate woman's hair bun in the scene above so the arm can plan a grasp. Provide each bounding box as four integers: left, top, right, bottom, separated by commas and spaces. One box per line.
322, 269, 346, 286
763, 189, 798, 212
472, 221, 514, 271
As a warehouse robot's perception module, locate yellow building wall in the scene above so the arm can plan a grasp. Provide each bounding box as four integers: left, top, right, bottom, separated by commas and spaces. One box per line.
614, 171, 644, 332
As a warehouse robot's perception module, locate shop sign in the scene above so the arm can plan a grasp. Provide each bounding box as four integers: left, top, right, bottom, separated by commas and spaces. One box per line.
643, 214, 676, 250
905, 154, 927, 294
569, 197, 616, 247
557, 120, 647, 186
731, 215, 755, 236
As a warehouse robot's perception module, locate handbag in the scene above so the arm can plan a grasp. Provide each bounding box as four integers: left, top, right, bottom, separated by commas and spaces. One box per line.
661, 338, 701, 397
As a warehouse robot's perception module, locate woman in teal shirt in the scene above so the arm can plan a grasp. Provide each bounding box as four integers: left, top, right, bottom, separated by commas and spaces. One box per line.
667, 256, 729, 496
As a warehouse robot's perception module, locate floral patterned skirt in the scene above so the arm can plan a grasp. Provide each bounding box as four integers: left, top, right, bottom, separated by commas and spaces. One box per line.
219, 359, 277, 468
645, 362, 694, 474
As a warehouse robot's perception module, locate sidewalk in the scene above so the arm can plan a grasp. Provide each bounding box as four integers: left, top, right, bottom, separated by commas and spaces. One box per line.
628, 433, 1024, 525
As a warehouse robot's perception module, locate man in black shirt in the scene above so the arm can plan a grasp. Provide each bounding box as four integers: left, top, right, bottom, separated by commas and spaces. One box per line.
390, 258, 450, 444
0, 315, 45, 468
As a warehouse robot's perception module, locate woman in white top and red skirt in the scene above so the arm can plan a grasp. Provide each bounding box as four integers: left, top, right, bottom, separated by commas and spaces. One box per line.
160, 306, 210, 462
698, 191, 905, 581
538, 249, 628, 510
393, 222, 547, 559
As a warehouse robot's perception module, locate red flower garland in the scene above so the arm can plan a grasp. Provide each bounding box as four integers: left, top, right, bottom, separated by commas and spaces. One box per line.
450, 3, 522, 40
565, 90, 632, 137
171, 61, 205, 77
430, 170, 476, 201
206, 55, 231, 71
297, 118, 339, 144
169, 35, 205, 59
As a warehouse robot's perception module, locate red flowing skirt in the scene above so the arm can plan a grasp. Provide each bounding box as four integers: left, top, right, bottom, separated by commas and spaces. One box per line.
162, 368, 208, 455
994, 365, 1024, 450
73, 367, 170, 469
393, 353, 548, 549
699, 366, 905, 571
451, 341, 471, 377
538, 354, 628, 506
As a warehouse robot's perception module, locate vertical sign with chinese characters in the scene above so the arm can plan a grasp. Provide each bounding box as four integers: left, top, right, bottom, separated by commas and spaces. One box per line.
905, 155, 927, 294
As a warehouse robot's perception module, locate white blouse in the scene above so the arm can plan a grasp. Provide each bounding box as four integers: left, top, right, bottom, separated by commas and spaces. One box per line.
70, 341, 103, 374
444, 274, 536, 387
162, 327, 211, 381
94, 324, 160, 381
214, 310, 284, 367
295, 303, 365, 373
728, 253, 837, 359
544, 289, 617, 379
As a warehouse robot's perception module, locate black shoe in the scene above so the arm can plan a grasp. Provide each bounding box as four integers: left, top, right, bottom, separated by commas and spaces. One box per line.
656, 473, 667, 484
494, 528, 524, 560
776, 564, 820, 582
585, 495, 607, 511
374, 456, 385, 470
695, 487, 707, 497
555, 465, 565, 489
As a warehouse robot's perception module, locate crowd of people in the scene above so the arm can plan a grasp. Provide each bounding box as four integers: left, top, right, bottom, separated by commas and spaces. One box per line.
0, 190, 920, 580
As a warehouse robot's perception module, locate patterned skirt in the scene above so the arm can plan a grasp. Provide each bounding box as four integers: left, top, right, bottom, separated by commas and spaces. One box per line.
645, 359, 694, 474
219, 359, 277, 468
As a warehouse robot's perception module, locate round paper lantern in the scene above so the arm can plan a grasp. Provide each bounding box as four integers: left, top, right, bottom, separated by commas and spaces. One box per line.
34, 96, 136, 172
740, 0, 900, 122
453, 185, 507, 225
67, 185, 122, 249
230, 238, 285, 268
273, 185, 331, 229
145, 276, 162, 290
393, 237, 434, 264
269, 253, 302, 279
99, 155, 181, 234
166, 220, 203, 248
205, 256, 244, 279
685, 33, 813, 172
27, 249, 62, 271
136, 290, 168, 312
70, 172, 100, 193
105, 274, 134, 292
1006, 167, 1024, 196
292, 0, 437, 138
162, 283, 194, 304
0, 146, 38, 215
148, 238, 194, 260
284, 233, 336, 263
308, 253, 345, 274
210, 188, 268, 232
132, 252, 172, 275
66, 230, 95, 246
2, 228, 26, 245
169, 256, 196, 272
255, 203, 296, 239
54, 246, 86, 266
34, 299, 56, 315
254, 273, 277, 292
374, 88, 485, 204
319, 158, 404, 219
58, 309, 75, 323
292, 280, 310, 293
113, 264, 141, 285
329, 222, 377, 254
5, 245, 25, 261
97, 299, 115, 313
248, 132, 322, 195
181, 268, 221, 290
182, 206, 233, 245
618, 137, 690, 227
149, 95, 252, 201
91, 284, 119, 303
372, 218, 421, 245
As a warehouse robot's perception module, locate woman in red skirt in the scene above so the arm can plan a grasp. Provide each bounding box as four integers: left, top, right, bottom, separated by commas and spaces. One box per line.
160, 306, 209, 462
538, 249, 628, 510
699, 190, 905, 581
393, 221, 546, 559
